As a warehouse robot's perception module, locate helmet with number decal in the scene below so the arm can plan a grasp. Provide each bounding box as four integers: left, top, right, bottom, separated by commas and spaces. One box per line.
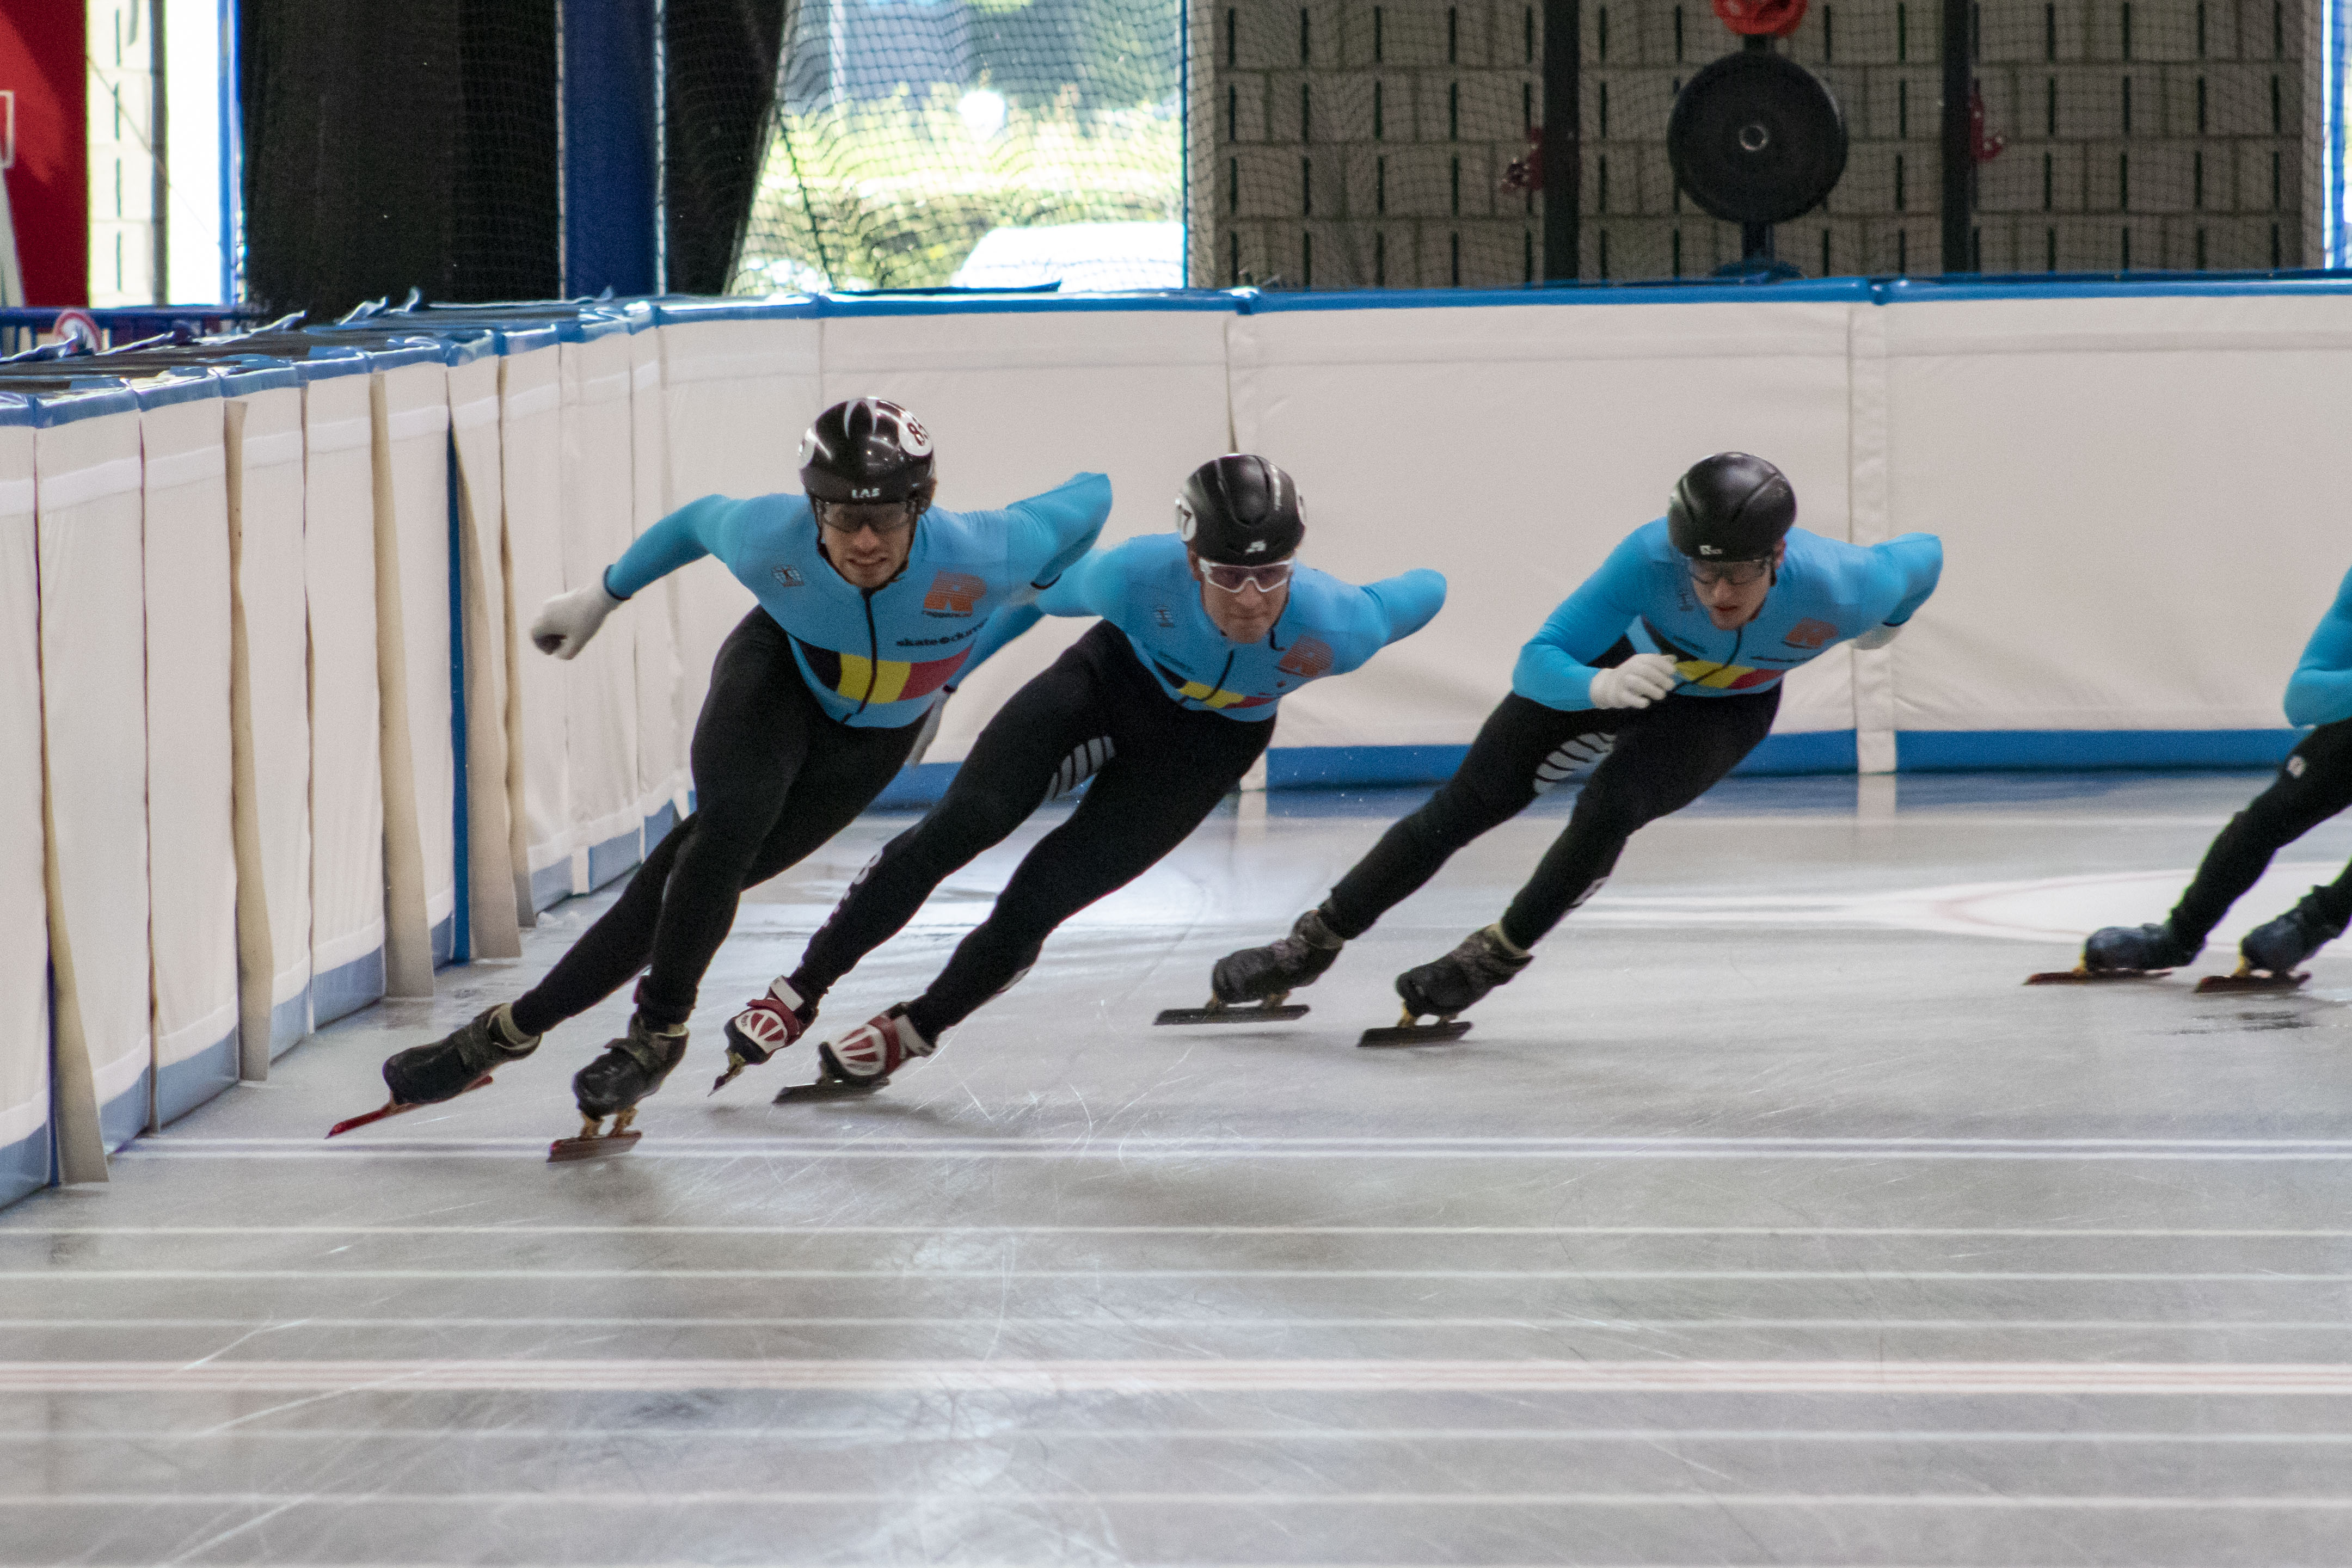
1668, 452, 1795, 561
799, 398, 936, 506
1176, 454, 1305, 565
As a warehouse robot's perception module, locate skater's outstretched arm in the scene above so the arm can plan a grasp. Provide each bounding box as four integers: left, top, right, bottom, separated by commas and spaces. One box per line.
1357, 569, 1450, 650
603, 494, 752, 599
1509, 531, 1656, 711
998, 472, 1114, 597
2286, 565, 2352, 728
1870, 532, 1944, 628
953, 538, 1134, 683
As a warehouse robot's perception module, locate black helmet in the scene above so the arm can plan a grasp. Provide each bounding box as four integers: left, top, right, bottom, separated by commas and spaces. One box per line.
1176, 454, 1305, 564
799, 398, 936, 505
1667, 452, 1795, 561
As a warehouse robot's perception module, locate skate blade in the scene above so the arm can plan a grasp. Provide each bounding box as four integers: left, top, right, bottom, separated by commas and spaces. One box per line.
325, 1074, 493, 1139
1153, 1004, 1310, 1025
773, 1073, 891, 1104
2024, 967, 2171, 986
546, 1129, 643, 1163
2194, 970, 2310, 994
1357, 1020, 1473, 1048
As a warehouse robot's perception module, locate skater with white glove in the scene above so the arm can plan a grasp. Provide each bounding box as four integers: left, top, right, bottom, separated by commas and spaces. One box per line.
530, 575, 625, 659
1213, 451, 1943, 1041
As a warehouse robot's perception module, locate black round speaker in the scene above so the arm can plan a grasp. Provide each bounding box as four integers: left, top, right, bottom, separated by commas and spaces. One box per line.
1666, 51, 1849, 226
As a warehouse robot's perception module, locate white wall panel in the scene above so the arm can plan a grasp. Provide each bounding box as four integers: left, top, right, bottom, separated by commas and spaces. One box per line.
0, 411, 48, 1201
1229, 301, 1860, 752
500, 345, 574, 912
1880, 294, 2352, 736
224, 382, 315, 1066
447, 356, 523, 961
303, 369, 386, 1026
559, 326, 643, 888
629, 322, 686, 842
36, 396, 152, 1156
818, 306, 1236, 759
138, 383, 239, 1126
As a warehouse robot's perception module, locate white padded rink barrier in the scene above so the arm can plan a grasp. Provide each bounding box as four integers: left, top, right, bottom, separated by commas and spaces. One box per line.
35, 386, 152, 1161
1229, 295, 1863, 780
223, 368, 315, 1068
371, 348, 459, 995
818, 299, 1241, 762
446, 350, 523, 962
137, 375, 240, 1127
655, 300, 816, 764
302, 357, 389, 1028
0, 400, 48, 1204
629, 310, 687, 850
499, 328, 576, 914
558, 316, 646, 891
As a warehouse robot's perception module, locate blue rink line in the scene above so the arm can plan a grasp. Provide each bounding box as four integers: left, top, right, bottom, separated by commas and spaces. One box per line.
870, 729, 2301, 804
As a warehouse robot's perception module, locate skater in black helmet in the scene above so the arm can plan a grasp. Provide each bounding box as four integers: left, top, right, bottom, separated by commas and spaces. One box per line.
1210, 452, 1944, 1041
711, 454, 1446, 1093
330, 400, 1108, 1154
2077, 565, 2352, 988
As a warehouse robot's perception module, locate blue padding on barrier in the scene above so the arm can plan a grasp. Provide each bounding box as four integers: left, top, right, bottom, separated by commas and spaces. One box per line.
128, 372, 224, 409
586, 829, 642, 892
650, 297, 825, 326
431, 914, 455, 969
531, 860, 575, 914
644, 801, 677, 848
1877, 271, 2352, 303
874, 761, 959, 808
0, 1123, 46, 1211
1736, 730, 1861, 775
269, 987, 310, 1060
1268, 746, 1466, 789
99, 1075, 149, 1153
312, 947, 386, 1028
1243, 278, 1878, 312
819, 290, 1246, 318
1896, 730, 2302, 771
155, 1031, 238, 1126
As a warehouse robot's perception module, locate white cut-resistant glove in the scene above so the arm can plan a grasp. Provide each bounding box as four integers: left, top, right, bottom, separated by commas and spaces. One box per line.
531, 576, 624, 660
1587, 653, 1680, 710
906, 693, 949, 768
1850, 622, 1903, 651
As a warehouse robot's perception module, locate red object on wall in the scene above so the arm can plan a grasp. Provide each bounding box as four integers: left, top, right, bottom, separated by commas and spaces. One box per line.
0, 3, 88, 306
1713, 0, 1810, 38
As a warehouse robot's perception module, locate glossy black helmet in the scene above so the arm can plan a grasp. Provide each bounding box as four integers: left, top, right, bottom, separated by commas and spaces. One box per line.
1176, 454, 1305, 565
799, 398, 936, 506
1667, 452, 1795, 562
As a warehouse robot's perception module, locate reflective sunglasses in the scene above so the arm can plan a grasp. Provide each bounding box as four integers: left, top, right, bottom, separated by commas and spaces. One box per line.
1201, 559, 1295, 594
1686, 558, 1772, 588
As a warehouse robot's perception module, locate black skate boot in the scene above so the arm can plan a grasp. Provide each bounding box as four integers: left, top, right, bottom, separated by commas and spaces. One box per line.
2230, 889, 2347, 985
1362, 925, 1531, 1046
2030, 919, 2197, 985
329, 1005, 538, 1138
1159, 908, 1343, 1025
549, 1014, 689, 1161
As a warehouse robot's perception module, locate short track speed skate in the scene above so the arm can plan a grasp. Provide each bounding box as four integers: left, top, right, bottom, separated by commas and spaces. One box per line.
327, 1005, 537, 1138
2195, 893, 2342, 993
1359, 924, 1528, 1047
549, 1014, 689, 1162
711, 978, 816, 1094
1159, 909, 1346, 1025
777, 1005, 931, 1102
2026, 921, 2196, 985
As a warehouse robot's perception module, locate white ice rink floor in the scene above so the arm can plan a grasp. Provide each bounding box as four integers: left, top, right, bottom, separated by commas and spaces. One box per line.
9, 770, 2352, 1566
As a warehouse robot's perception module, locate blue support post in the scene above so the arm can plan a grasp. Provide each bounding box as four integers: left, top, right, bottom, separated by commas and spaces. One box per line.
562, 0, 662, 296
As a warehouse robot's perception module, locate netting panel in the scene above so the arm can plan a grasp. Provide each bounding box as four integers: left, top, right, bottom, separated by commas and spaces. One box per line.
734, 0, 1184, 290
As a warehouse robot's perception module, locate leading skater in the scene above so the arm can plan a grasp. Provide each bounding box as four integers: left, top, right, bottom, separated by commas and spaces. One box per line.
2077, 560, 2352, 982
1208, 452, 1943, 1033
712, 453, 1446, 1090
339, 398, 1108, 1147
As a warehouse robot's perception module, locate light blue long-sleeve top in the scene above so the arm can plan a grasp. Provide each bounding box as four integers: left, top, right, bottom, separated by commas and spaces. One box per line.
1511, 519, 1944, 712
600, 474, 1109, 727
959, 533, 1446, 721
2285, 563, 2352, 728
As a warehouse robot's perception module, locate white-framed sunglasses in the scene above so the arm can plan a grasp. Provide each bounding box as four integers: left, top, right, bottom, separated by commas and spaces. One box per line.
1201, 559, 1295, 594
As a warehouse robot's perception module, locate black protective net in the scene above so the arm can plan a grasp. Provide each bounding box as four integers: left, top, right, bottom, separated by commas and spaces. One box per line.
732, 0, 1186, 290
1206, 0, 2319, 287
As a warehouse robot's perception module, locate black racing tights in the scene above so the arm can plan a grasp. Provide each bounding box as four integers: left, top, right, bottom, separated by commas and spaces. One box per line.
511, 609, 919, 1036
790, 622, 1273, 1040
2169, 717, 2352, 945
1325, 655, 1780, 951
